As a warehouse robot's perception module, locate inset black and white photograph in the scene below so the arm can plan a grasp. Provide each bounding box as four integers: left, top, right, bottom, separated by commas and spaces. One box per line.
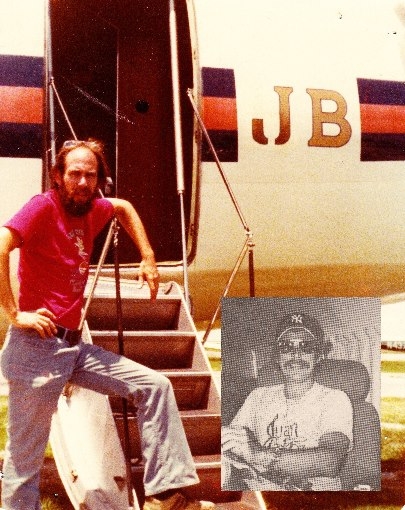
221, 297, 380, 492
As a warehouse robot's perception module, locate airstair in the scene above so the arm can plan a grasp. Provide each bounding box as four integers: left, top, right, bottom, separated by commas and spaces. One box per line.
50, 277, 265, 510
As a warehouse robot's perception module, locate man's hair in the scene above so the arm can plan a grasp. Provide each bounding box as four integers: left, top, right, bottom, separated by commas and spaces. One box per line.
50, 139, 111, 191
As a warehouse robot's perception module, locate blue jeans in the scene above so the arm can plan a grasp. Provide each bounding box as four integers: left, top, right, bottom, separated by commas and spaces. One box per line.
0, 326, 199, 510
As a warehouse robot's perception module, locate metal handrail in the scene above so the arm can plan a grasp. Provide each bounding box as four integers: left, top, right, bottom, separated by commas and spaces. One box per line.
187, 89, 256, 344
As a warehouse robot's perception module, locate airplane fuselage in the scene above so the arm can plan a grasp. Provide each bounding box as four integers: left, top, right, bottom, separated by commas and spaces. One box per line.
1, 0, 405, 322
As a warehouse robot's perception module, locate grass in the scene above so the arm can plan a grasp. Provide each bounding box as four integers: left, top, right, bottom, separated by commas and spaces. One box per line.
41, 498, 63, 510
381, 397, 405, 425
209, 358, 222, 371
381, 427, 405, 461
0, 396, 6, 454
381, 360, 405, 374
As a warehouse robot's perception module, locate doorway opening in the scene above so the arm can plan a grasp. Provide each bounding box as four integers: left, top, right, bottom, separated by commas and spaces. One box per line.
49, 0, 196, 264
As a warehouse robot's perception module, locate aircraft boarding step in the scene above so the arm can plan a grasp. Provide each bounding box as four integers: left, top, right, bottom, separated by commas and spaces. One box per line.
114, 410, 221, 459
50, 277, 265, 510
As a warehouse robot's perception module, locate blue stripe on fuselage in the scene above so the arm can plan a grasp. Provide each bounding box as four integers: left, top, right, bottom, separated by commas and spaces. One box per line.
0, 55, 43, 88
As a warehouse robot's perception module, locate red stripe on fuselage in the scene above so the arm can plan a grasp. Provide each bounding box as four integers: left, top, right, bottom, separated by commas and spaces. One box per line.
202, 96, 237, 131
360, 103, 405, 134
0, 86, 43, 124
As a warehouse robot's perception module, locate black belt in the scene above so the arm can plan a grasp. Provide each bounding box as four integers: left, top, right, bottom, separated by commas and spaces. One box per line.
56, 325, 82, 346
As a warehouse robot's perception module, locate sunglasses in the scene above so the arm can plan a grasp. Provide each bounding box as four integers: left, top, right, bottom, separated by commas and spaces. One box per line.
276, 339, 319, 354
63, 140, 102, 150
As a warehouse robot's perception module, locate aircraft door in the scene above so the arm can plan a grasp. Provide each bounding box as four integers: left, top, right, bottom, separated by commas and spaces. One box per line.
116, 4, 183, 264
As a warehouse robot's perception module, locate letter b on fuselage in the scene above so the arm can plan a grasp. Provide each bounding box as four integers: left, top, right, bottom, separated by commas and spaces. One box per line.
252, 87, 352, 147
306, 88, 351, 148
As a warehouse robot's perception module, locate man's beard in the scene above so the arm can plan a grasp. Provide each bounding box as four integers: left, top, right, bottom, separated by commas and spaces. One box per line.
58, 184, 97, 217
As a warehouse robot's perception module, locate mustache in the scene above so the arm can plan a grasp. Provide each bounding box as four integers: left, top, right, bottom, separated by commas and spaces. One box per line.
284, 360, 310, 369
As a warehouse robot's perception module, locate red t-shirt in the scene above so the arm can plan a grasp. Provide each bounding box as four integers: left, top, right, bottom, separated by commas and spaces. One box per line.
5, 189, 114, 329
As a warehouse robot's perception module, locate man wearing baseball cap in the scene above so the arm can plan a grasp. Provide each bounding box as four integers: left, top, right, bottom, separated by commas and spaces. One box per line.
221, 312, 353, 491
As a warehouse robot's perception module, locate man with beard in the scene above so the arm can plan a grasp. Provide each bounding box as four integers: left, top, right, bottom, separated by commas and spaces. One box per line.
221, 312, 353, 491
0, 140, 214, 510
